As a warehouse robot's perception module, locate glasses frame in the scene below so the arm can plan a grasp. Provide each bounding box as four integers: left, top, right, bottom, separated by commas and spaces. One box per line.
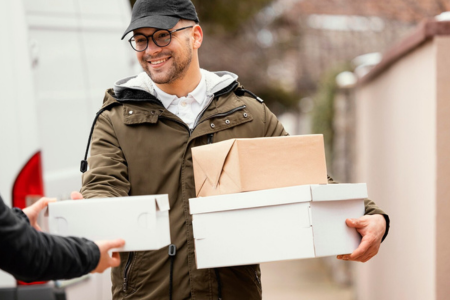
128, 26, 194, 52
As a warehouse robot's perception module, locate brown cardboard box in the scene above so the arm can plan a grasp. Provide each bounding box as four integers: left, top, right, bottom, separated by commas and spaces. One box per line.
192, 135, 328, 197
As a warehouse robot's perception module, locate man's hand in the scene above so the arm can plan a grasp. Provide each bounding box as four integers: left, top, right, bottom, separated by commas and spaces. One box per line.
71, 191, 84, 200
22, 197, 57, 231
91, 239, 126, 273
337, 214, 386, 263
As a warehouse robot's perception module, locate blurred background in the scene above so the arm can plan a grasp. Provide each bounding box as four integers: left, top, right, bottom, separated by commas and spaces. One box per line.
1, 0, 450, 299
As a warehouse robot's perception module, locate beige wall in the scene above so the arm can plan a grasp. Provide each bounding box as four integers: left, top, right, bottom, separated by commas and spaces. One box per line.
354, 40, 437, 300
435, 36, 450, 300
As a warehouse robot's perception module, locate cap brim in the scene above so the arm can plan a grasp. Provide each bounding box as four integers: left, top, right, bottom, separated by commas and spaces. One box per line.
121, 15, 180, 40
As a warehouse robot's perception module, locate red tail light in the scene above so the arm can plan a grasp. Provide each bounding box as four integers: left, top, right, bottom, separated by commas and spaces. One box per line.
12, 152, 44, 209
12, 151, 46, 286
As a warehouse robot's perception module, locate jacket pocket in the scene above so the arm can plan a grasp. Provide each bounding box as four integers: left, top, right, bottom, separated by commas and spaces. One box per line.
123, 106, 161, 125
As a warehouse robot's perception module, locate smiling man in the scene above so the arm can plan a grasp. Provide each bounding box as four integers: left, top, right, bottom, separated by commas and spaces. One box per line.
77, 0, 389, 299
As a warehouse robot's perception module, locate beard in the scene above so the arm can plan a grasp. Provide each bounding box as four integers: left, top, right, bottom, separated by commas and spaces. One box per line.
140, 38, 193, 85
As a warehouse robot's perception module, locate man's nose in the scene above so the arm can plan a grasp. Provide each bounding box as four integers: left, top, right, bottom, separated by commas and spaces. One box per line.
145, 39, 162, 56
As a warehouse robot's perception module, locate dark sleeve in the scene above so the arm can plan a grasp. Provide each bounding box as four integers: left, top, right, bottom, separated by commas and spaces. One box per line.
0, 196, 100, 282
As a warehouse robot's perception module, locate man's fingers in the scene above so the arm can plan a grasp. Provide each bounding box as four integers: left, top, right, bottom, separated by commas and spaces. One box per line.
350, 237, 372, 258
346, 218, 366, 229
337, 237, 378, 262
71, 191, 84, 200
353, 244, 378, 262
343, 236, 372, 261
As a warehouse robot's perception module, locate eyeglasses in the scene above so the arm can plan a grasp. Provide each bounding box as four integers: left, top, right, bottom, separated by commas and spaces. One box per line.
128, 26, 194, 52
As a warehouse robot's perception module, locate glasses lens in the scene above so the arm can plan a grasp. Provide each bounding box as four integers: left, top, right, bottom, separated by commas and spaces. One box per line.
153, 30, 171, 47
130, 35, 148, 51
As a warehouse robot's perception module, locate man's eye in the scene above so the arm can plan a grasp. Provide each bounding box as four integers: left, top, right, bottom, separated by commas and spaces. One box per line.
156, 33, 170, 39
135, 38, 146, 44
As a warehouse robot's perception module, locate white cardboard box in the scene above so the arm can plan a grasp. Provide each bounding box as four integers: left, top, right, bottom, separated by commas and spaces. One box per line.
48, 195, 171, 252
189, 184, 366, 269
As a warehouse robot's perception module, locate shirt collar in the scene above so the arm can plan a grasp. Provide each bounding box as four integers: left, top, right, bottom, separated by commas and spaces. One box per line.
153, 74, 206, 108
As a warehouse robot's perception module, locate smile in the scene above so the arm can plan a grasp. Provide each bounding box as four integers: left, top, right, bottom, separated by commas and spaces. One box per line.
149, 57, 171, 65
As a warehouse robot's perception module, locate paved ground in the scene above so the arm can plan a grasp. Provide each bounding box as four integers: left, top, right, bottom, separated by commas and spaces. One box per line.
260, 258, 355, 300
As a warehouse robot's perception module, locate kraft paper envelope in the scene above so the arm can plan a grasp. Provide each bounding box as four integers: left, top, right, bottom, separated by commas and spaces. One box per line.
192, 135, 328, 197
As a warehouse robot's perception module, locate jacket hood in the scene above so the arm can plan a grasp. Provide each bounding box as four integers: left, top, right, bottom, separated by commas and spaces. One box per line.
113, 69, 238, 98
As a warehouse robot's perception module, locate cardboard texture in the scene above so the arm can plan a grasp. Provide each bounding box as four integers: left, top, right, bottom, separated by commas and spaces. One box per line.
189, 184, 366, 269
192, 135, 328, 197
48, 195, 171, 252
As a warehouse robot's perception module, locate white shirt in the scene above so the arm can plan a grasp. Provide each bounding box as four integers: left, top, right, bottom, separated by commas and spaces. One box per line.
153, 75, 208, 129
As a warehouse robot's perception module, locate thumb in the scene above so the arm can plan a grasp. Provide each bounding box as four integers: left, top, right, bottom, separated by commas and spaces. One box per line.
346, 218, 365, 228
71, 191, 84, 200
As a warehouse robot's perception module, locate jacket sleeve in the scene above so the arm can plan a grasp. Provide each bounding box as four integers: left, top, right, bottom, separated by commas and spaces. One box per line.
81, 113, 130, 199
0, 196, 100, 282
262, 103, 289, 137
263, 104, 390, 241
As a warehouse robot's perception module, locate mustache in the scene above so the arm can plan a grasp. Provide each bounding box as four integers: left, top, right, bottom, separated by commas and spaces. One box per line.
142, 52, 173, 60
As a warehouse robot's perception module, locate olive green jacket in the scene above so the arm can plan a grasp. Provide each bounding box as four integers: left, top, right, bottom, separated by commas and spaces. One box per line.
80, 70, 386, 300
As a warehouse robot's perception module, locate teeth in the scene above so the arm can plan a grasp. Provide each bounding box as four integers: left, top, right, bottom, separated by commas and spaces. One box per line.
151, 58, 168, 64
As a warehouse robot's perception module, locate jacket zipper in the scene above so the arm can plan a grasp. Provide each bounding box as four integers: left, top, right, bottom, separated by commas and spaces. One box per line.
123, 252, 135, 292
191, 94, 215, 130
255, 270, 261, 285
203, 105, 246, 121
207, 133, 214, 144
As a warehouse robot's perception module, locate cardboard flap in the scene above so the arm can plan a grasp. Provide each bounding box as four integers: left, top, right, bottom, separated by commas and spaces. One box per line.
310, 183, 368, 201
189, 185, 311, 215
193, 139, 236, 189
155, 195, 170, 212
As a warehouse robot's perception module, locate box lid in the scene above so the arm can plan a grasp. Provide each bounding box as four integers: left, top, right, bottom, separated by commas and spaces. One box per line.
155, 195, 170, 211
189, 185, 311, 215
310, 183, 368, 201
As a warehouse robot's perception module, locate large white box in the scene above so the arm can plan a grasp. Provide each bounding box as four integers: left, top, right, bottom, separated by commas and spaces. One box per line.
189, 184, 366, 269
48, 195, 171, 252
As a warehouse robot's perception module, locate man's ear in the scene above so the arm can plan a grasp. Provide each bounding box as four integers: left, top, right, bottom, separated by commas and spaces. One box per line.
192, 25, 203, 49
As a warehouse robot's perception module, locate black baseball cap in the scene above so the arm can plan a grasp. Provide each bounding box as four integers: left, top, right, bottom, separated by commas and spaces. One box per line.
121, 0, 199, 40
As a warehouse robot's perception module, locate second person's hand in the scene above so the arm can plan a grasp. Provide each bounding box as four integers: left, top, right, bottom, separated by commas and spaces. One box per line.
22, 197, 57, 231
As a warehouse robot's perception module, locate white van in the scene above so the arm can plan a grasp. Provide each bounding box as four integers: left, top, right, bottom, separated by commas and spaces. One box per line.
0, 0, 137, 299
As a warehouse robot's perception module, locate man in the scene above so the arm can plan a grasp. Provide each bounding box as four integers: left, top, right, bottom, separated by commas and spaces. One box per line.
76, 0, 389, 299
0, 195, 125, 281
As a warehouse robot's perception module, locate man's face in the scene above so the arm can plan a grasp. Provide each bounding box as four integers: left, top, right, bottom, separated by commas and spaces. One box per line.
134, 24, 193, 84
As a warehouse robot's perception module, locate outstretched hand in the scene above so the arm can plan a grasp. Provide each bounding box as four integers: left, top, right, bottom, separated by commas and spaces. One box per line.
337, 214, 386, 263
92, 239, 126, 273
22, 197, 57, 231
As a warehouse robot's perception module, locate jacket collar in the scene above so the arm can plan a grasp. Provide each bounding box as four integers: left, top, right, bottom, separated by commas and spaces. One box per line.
113, 69, 238, 100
